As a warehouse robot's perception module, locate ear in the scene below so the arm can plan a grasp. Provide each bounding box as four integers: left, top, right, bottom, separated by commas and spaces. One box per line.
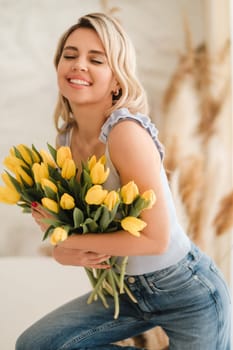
111, 79, 121, 95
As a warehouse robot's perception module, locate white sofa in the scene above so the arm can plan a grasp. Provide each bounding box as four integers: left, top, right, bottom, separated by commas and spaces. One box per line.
0, 257, 91, 350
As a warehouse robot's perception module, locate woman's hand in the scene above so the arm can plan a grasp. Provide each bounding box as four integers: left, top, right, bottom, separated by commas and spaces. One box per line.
31, 202, 54, 232
53, 246, 111, 269
31, 202, 111, 269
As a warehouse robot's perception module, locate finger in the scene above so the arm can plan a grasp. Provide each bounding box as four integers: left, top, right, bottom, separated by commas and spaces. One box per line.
86, 252, 111, 260
86, 264, 111, 270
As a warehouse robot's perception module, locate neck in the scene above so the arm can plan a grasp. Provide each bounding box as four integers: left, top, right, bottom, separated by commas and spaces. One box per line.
70, 104, 108, 163
70, 104, 109, 141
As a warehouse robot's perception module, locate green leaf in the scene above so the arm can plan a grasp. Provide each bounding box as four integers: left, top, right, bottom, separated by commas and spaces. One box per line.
21, 207, 32, 213
32, 144, 43, 162
13, 146, 25, 162
5, 171, 22, 193
81, 223, 88, 233
99, 206, 112, 232
40, 218, 63, 226
43, 186, 57, 200
93, 206, 104, 221
81, 169, 92, 187
129, 197, 147, 217
42, 225, 54, 241
83, 218, 99, 232
73, 207, 84, 227
47, 143, 57, 162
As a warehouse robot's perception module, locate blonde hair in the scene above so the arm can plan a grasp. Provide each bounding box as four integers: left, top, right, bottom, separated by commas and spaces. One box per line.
53, 12, 149, 133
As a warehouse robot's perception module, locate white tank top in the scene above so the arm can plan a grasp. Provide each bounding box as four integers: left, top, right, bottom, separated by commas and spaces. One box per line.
57, 108, 191, 275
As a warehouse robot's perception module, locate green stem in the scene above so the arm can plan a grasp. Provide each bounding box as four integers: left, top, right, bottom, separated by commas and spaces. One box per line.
87, 268, 109, 304
119, 256, 128, 293
112, 272, 137, 304
107, 269, 119, 319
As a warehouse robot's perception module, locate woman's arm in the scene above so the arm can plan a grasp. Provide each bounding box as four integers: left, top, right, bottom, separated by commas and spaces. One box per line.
31, 207, 111, 269
58, 120, 170, 257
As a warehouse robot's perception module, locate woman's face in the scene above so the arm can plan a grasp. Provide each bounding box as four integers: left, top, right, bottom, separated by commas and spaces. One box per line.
57, 28, 117, 110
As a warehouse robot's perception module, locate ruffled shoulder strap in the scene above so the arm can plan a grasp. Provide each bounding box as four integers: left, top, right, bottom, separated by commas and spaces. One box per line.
99, 108, 164, 160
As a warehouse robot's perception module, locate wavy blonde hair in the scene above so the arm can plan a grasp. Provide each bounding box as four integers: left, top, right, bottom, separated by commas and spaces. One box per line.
53, 12, 149, 133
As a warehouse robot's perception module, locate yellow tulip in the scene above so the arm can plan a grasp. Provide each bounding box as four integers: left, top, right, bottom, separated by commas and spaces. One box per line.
41, 178, 58, 193
120, 181, 139, 204
141, 190, 156, 209
85, 185, 108, 205
15, 144, 33, 165
3, 155, 26, 173
61, 159, 76, 180
40, 149, 56, 168
41, 197, 59, 213
121, 216, 147, 237
56, 146, 72, 168
60, 193, 75, 210
31, 150, 40, 163
32, 163, 49, 183
88, 155, 106, 171
50, 227, 68, 245
90, 162, 110, 184
88, 155, 97, 171
103, 190, 120, 211
16, 166, 33, 186
0, 185, 20, 204
2, 172, 17, 190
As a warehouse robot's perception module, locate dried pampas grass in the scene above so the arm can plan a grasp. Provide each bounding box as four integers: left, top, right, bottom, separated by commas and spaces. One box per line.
213, 191, 233, 236
100, 0, 121, 17
158, 21, 232, 257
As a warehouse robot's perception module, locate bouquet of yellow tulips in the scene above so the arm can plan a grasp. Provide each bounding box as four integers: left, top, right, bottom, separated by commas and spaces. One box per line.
0, 143, 156, 318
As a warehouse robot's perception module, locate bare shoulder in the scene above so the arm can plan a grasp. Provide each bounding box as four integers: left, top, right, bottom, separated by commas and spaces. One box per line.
107, 119, 161, 185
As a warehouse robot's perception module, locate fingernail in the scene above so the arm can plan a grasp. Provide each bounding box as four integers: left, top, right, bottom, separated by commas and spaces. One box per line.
31, 202, 38, 208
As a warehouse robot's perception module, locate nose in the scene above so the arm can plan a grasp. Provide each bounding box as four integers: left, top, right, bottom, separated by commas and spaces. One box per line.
71, 60, 88, 72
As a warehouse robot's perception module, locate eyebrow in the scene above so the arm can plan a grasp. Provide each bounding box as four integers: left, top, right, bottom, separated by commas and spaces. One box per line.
63, 46, 106, 56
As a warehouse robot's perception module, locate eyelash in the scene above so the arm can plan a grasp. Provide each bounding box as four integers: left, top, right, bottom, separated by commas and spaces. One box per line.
63, 55, 103, 64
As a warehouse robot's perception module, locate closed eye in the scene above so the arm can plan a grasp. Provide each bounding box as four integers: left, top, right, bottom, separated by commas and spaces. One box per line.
91, 59, 104, 64
63, 55, 76, 60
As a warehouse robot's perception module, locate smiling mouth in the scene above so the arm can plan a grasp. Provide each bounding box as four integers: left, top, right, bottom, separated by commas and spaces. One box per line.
68, 79, 91, 86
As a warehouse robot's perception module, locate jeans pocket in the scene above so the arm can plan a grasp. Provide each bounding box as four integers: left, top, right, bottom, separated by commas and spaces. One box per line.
145, 264, 194, 294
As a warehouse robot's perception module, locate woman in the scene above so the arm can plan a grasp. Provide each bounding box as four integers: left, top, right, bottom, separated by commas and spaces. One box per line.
16, 12, 231, 350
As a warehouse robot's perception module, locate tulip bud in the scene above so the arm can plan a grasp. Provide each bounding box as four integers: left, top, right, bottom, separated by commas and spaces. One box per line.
60, 193, 75, 210
2, 172, 17, 190
40, 149, 56, 168
121, 216, 147, 237
32, 163, 49, 183
90, 162, 110, 184
85, 185, 108, 205
103, 190, 120, 211
141, 190, 156, 209
61, 159, 76, 180
88, 155, 97, 171
88, 155, 106, 171
0, 185, 20, 204
120, 181, 139, 204
15, 166, 33, 186
41, 178, 58, 193
3, 155, 26, 173
41, 197, 59, 213
15, 144, 33, 165
50, 227, 68, 245
56, 146, 72, 168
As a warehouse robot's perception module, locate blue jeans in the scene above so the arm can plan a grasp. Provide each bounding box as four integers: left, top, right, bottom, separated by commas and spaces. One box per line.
16, 244, 231, 349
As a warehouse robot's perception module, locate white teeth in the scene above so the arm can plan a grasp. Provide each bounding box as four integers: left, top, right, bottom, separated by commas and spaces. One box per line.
69, 79, 90, 86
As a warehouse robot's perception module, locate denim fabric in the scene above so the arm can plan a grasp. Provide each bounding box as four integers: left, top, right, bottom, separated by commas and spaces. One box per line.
15, 244, 231, 350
